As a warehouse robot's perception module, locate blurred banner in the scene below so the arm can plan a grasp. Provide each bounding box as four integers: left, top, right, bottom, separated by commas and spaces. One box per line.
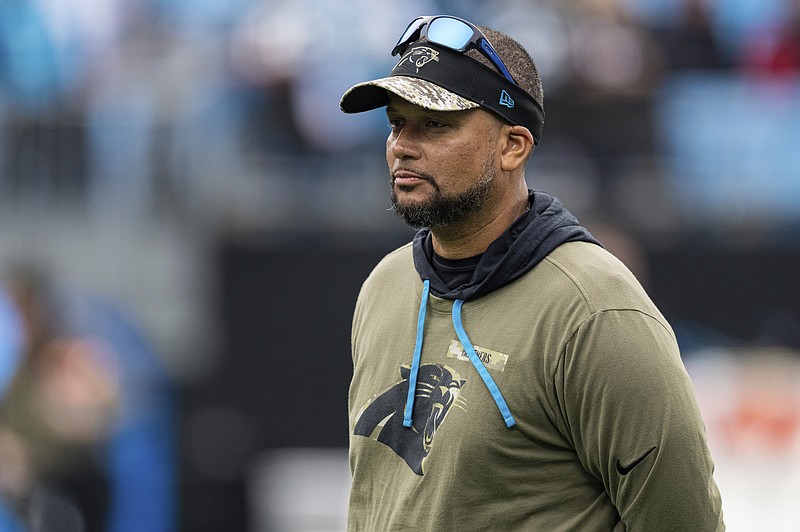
687, 347, 800, 531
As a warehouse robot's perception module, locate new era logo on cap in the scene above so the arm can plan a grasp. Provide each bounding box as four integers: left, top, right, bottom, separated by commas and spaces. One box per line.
499, 90, 514, 108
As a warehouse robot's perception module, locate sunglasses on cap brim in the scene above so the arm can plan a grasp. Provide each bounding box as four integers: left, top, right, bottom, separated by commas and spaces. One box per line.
391, 15, 517, 86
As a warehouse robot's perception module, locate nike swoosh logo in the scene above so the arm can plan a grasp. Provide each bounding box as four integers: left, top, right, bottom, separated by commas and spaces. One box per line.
616, 446, 657, 475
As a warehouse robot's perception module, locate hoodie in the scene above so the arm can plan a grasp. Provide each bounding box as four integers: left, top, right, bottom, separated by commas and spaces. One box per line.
402, 190, 600, 428
349, 190, 724, 531
414, 190, 600, 302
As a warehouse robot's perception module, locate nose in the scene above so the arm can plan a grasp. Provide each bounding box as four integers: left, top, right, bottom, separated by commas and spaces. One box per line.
387, 125, 421, 160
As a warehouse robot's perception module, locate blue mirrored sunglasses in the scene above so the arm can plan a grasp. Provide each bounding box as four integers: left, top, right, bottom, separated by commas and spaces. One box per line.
391, 15, 517, 85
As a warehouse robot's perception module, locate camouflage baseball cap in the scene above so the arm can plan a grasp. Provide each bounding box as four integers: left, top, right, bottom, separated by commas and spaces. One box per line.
341, 75, 478, 113
340, 42, 544, 143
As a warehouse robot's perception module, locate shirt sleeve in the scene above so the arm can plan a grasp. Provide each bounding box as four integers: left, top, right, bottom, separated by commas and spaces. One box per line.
558, 308, 724, 531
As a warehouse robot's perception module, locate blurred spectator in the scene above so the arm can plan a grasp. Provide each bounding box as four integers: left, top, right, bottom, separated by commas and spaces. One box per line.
0, 0, 67, 201
711, 0, 788, 60
647, 0, 733, 71
565, 0, 665, 96
531, 0, 666, 188
228, 0, 440, 154
0, 288, 23, 402
0, 268, 177, 532
0, 0, 60, 114
741, 0, 800, 77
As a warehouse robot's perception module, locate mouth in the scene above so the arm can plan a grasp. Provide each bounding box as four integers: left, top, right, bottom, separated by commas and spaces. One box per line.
392, 169, 432, 188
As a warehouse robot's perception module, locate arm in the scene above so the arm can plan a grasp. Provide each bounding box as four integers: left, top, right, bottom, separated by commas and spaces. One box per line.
559, 309, 724, 531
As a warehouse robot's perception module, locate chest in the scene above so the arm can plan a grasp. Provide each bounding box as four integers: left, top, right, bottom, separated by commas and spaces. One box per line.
350, 292, 578, 475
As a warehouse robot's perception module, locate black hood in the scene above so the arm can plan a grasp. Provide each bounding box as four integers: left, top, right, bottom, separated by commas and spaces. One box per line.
412, 190, 601, 301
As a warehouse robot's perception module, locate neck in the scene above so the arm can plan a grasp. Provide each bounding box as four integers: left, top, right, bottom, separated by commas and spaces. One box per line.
431, 191, 529, 259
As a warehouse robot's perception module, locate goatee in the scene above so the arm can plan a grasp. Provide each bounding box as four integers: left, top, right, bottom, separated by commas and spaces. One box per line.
391, 157, 496, 229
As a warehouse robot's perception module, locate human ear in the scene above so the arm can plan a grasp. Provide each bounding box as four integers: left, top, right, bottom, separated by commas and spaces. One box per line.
500, 125, 534, 172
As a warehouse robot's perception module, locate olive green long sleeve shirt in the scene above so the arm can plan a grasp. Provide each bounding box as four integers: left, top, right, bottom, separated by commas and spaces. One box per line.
349, 241, 724, 531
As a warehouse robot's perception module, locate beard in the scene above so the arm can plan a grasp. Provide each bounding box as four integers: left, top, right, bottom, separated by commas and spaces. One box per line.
390, 153, 497, 229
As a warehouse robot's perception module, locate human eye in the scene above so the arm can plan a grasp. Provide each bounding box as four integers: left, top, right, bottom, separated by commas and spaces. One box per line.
387, 116, 404, 131
426, 119, 448, 128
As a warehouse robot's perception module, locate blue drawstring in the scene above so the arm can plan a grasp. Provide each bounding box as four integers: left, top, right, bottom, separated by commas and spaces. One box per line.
452, 299, 516, 428
403, 279, 430, 428
403, 281, 516, 429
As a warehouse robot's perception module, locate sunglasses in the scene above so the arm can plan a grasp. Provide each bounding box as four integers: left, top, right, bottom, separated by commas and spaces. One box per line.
391, 15, 517, 86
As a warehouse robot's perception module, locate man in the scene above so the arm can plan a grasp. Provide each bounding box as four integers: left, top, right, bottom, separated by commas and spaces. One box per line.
340, 15, 724, 531
0, 271, 177, 532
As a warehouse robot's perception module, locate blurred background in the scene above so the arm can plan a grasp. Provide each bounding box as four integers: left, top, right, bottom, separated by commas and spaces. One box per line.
0, 0, 799, 530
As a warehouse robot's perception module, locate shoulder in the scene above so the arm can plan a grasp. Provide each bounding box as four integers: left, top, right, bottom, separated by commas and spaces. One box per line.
539, 241, 655, 313
366, 242, 414, 280
358, 242, 416, 299
352, 242, 419, 340
544, 240, 631, 279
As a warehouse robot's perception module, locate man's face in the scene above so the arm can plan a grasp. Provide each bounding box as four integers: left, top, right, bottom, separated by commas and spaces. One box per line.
385, 96, 502, 229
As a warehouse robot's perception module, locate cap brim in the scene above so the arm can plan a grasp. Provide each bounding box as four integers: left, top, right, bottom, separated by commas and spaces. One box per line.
340, 75, 479, 114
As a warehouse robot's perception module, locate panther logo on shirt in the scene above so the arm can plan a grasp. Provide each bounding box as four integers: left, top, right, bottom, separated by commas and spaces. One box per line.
353, 364, 466, 475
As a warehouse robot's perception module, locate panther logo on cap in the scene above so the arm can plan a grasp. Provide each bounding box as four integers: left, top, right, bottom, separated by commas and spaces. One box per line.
395, 46, 440, 73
